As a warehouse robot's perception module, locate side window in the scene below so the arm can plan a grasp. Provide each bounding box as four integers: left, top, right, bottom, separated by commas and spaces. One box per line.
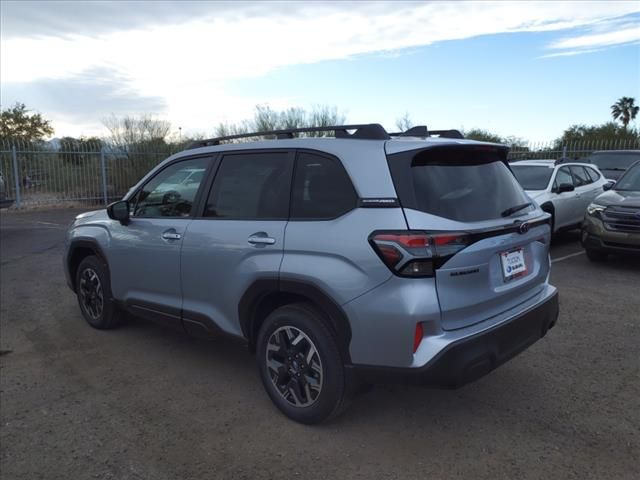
133, 158, 209, 218
570, 166, 591, 186
204, 152, 292, 219
291, 151, 357, 220
586, 167, 600, 182
553, 167, 574, 190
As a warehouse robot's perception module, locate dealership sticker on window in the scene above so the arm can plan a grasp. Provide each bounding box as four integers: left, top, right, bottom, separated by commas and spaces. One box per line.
500, 248, 527, 281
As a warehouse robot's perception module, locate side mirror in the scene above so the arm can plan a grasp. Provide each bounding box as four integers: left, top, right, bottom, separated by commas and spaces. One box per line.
557, 183, 575, 194
107, 200, 130, 224
603, 181, 615, 191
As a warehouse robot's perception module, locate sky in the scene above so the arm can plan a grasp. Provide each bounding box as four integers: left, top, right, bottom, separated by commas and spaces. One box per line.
1, 0, 639, 142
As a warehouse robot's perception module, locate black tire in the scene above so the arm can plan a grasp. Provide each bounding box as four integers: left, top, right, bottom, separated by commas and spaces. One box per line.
256, 303, 350, 424
75, 255, 121, 329
585, 248, 608, 262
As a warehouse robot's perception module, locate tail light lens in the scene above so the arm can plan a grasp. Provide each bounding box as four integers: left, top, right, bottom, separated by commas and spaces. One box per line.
369, 230, 470, 277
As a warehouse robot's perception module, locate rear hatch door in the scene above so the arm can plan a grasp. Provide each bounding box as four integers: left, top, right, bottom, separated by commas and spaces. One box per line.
387, 143, 551, 331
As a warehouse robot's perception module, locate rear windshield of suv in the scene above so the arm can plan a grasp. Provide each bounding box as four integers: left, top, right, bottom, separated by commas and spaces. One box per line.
387, 146, 531, 222
615, 163, 640, 191
510, 165, 554, 190
588, 152, 640, 171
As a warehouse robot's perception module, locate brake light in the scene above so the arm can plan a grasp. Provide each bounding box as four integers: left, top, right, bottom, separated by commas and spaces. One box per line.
369, 230, 470, 277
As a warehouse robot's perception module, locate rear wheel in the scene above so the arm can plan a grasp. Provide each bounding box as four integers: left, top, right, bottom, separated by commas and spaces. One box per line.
585, 248, 608, 262
256, 303, 349, 424
75, 255, 121, 329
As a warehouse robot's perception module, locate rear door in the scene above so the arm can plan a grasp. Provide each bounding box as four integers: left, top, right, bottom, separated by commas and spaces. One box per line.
386, 145, 551, 331
180, 150, 294, 337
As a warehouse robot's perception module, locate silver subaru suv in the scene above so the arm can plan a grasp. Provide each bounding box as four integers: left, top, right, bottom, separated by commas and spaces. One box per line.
64, 124, 559, 424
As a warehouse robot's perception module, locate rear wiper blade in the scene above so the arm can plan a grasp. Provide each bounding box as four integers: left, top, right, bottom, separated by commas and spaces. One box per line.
602, 167, 626, 171
501, 202, 533, 217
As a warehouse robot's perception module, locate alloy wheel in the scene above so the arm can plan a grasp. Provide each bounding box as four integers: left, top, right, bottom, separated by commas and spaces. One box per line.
265, 326, 323, 407
79, 268, 104, 320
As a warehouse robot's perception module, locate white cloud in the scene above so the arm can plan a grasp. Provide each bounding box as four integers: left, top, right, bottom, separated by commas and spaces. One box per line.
2, 1, 640, 136
541, 47, 607, 58
549, 24, 640, 50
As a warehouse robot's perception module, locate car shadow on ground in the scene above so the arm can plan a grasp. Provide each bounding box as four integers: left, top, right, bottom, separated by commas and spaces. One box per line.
551, 229, 581, 246
111, 313, 546, 426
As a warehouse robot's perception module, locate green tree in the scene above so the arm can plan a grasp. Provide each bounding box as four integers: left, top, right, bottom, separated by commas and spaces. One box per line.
59, 137, 103, 164
0, 102, 54, 142
102, 114, 171, 152
611, 97, 639, 128
213, 104, 347, 141
464, 128, 503, 143
554, 122, 640, 148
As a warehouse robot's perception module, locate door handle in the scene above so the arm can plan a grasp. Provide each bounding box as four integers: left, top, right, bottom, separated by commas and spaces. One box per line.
162, 230, 182, 240
248, 235, 276, 245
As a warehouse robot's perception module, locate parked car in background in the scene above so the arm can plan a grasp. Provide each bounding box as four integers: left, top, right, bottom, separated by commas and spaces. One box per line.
582, 150, 640, 181
0, 171, 14, 209
64, 124, 559, 424
582, 160, 640, 261
510, 160, 607, 234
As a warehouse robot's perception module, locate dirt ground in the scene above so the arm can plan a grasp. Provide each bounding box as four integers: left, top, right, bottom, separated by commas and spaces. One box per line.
1, 208, 638, 479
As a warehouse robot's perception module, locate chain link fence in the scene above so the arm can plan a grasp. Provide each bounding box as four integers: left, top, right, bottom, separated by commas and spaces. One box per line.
1, 137, 639, 209
0, 139, 179, 208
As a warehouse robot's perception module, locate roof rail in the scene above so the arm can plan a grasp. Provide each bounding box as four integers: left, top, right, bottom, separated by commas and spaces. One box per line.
187, 123, 390, 149
389, 126, 464, 139
554, 157, 572, 165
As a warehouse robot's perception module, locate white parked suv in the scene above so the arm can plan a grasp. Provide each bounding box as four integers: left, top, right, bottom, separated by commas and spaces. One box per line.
510, 160, 607, 234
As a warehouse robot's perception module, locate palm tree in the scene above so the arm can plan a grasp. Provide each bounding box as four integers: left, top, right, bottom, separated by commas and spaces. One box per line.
611, 97, 639, 128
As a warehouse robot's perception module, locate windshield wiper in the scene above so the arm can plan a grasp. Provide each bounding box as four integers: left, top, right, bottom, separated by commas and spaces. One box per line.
601, 167, 626, 171
501, 202, 532, 217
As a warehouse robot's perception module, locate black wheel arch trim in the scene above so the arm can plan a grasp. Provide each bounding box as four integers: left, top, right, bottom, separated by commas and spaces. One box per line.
239, 278, 353, 363
539, 201, 554, 213
66, 239, 109, 292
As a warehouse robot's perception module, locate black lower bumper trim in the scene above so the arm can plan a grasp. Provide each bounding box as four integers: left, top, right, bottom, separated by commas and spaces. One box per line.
347, 291, 559, 389
582, 232, 640, 255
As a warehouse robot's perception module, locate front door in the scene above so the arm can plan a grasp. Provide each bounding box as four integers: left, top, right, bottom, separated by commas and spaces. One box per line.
109, 156, 211, 328
551, 166, 580, 229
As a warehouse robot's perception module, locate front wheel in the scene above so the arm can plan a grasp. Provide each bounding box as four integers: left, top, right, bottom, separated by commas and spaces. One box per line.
585, 248, 608, 262
256, 303, 349, 424
75, 255, 121, 329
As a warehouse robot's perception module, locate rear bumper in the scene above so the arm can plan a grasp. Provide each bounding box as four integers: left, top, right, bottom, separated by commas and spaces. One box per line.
347, 289, 559, 388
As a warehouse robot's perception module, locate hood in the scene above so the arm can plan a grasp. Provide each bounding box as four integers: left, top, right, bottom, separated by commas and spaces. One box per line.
593, 189, 640, 208
73, 209, 110, 227
525, 190, 548, 202
75, 209, 105, 220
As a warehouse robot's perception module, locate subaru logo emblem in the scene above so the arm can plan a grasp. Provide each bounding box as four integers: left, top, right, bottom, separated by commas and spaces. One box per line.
518, 222, 530, 235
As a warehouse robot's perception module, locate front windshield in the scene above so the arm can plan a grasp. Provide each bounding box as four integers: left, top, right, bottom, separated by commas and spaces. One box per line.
589, 153, 640, 171
510, 165, 553, 190
615, 163, 640, 191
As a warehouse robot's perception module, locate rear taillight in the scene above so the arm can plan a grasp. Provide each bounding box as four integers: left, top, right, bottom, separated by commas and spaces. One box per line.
369, 230, 470, 277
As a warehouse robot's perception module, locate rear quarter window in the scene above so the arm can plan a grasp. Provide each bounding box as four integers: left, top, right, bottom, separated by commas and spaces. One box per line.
290, 151, 357, 219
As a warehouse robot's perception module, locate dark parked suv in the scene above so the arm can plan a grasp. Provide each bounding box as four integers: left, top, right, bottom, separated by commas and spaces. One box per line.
582, 160, 640, 260
64, 124, 559, 423
583, 150, 640, 181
